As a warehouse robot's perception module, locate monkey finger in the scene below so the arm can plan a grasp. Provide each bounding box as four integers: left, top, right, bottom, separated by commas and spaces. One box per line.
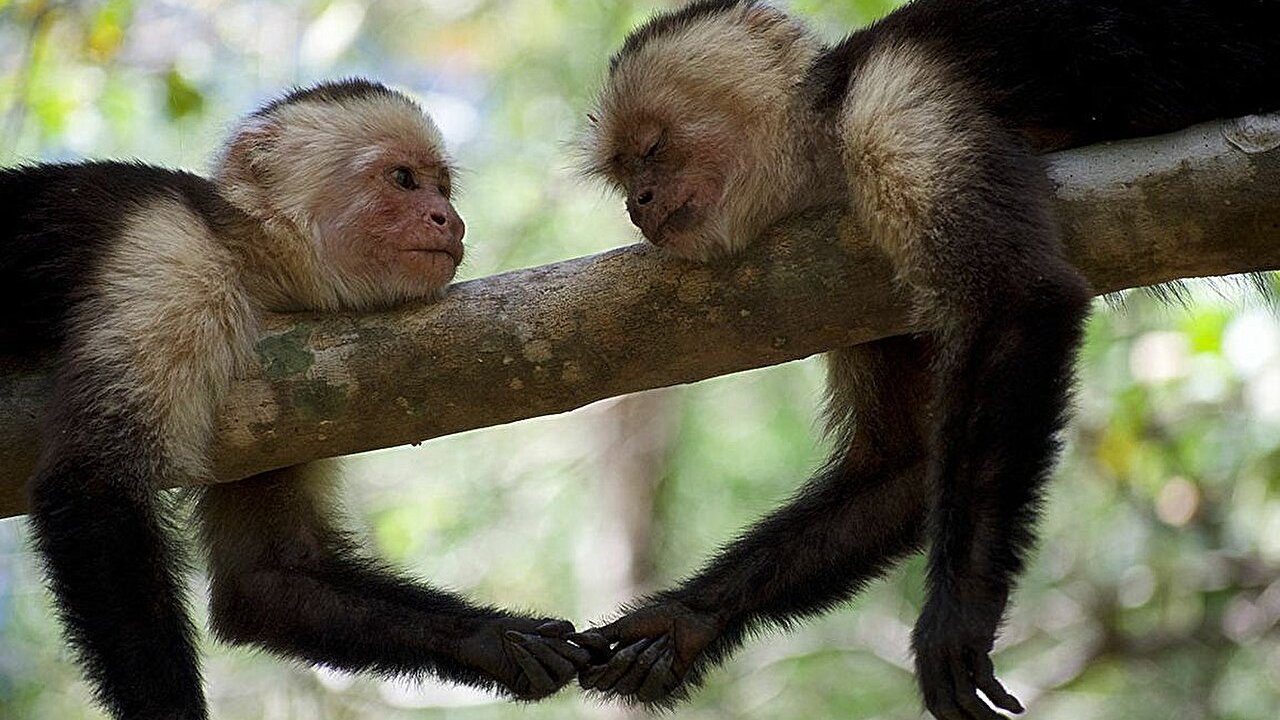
583, 655, 638, 692
545, 638, 593, 669
579, 663, 609, 690
967, 652, 1023, 714
567, 631, 614, 665
566, 630, 613, 654
508, 644, 556, 697
535, 620, 575, 638
634, 645, 678, 702
955, 689, 1005, 720
513, 634, 580, 680
585, 638, 656, 691
614, 637, 670, 695
949, 665, 1005, 720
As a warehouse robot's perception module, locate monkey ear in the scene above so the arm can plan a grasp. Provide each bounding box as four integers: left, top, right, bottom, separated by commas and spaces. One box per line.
212, 118, 285, 221
741, 2, 805, 47
228, 117, 281, 159
743, 3, 789, 31
216, 117, 280, 185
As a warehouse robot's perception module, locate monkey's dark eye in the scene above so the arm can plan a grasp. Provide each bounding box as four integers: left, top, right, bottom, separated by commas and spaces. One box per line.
391, 167, 418, 190
643, 139, 662, 161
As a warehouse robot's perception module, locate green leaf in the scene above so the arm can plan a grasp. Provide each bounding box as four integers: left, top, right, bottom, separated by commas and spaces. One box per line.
163, 69, 203, 120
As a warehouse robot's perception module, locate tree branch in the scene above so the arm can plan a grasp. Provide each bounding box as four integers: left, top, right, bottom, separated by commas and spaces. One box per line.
2, 115, 1279, 519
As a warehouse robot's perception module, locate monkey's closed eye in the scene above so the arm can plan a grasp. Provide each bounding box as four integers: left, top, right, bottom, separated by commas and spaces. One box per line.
643, 138, 662, 161
391, 167, 418, 190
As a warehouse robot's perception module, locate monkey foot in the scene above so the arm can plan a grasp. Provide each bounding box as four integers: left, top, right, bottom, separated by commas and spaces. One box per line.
914, 622, 1023, 720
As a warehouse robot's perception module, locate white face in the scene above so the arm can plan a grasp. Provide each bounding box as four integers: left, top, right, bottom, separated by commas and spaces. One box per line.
220, 93, 466, 311
587, 6, 815, 261
305, 138, 464, 308
590, 108, 742, 260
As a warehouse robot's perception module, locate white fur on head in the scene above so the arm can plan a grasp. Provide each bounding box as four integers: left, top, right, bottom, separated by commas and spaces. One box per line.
215, 80, 451, 310
584, 1, 819, 258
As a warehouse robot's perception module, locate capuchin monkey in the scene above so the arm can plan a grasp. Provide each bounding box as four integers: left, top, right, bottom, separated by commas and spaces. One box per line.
1, 79, 588, 720
572, 1, 1280, 718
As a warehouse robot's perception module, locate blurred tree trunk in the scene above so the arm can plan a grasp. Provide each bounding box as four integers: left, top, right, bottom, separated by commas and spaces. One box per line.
578, 389, 680, 720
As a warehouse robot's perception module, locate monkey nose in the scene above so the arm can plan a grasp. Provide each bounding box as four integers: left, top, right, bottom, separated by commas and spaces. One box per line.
626, 189, 661, 233
627, 188, 655, 211
429, 210, 448, 226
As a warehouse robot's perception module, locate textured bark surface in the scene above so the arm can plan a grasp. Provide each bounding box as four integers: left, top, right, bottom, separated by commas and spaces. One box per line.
2, 114, 1279, 519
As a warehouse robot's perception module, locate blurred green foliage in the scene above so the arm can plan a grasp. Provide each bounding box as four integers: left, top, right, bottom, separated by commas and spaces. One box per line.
1, 1, 1278, 719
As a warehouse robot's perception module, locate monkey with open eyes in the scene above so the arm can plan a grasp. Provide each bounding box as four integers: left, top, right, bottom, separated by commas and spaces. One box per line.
570, 2, 1280, 718
1, 79, 589, 720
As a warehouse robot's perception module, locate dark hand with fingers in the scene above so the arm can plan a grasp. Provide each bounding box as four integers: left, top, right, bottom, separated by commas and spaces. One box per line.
571, 601, 721, 705
457, 617, 591, 700
913, 602, 1023, 720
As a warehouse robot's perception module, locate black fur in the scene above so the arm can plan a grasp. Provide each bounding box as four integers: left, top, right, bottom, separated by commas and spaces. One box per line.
0, 162, 221, 354
582, 1, 1280, 717
811, 0, 1280, 149
251, 77, 405, 117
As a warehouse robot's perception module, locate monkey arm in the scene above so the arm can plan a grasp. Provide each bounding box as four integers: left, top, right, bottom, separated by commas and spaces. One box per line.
199, 463, 590, 699
578, 337, 934, 704
911, 258, 1088, 720
198, 463, 590, 700
578, 461, 927, 704
29, 436, 207, 720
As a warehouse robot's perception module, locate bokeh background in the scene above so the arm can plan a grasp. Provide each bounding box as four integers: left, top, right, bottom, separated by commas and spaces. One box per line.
2, 1, 1279, 718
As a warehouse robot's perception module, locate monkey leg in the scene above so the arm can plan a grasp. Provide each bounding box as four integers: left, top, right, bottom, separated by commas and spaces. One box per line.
198, 463, 589, 700
576, 336, 934, 705
911, 270, 1087, 720
28, 443, 207, 720
869, 139, 1087, 720
837, 51, 1092, 717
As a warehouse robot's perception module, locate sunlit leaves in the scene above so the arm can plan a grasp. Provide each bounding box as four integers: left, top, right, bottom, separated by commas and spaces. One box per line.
163, 68, 203, 120
86, 0, 133, 62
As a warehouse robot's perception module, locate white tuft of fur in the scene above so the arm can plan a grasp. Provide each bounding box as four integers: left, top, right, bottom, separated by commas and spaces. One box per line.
839, 43, 979, 288
589, 3, 809, 163
68, 198, 260, 482
217, 92, 446, 220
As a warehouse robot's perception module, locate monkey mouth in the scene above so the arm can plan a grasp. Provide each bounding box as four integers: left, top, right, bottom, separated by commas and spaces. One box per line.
403, 244, 464, 266
664, 202, 702, 232
647, 201, 703, 246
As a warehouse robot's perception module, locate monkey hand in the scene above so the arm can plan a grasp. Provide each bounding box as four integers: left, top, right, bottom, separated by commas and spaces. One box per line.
457, 617, 592, 701
912, 599, 1023, 720
570, 600, 721, 705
